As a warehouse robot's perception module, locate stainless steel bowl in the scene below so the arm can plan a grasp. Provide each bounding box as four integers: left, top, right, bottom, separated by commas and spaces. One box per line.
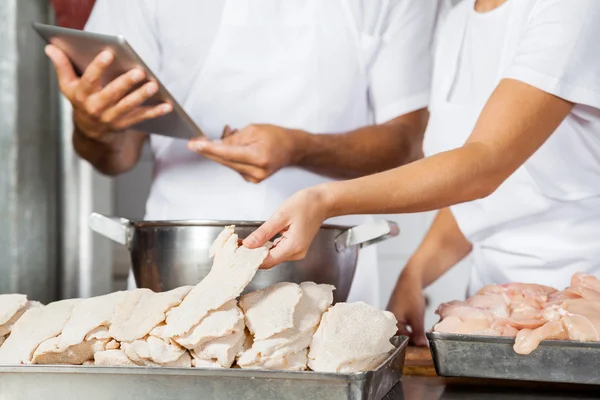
89, 213, 399, 302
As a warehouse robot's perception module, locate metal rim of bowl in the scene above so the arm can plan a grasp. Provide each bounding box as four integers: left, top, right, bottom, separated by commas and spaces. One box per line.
129, 219, 353, 230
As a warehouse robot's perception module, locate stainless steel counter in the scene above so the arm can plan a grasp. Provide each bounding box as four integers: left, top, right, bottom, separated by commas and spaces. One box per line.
383, 376, 600, 400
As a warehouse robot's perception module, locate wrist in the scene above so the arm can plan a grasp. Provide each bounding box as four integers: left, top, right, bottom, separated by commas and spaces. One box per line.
288, 129, 313, 166
310, 183, 337, 220
399, 262, 426, 289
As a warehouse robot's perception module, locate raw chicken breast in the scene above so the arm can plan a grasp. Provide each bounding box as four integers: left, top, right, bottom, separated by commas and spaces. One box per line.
0, 298, 81, 364
58, 291, 127, 351
191, 319, 246, 368
164, 227, 268, 338
0, 301, 43, 337
122, 336, 189, 367
110, 286, 192, 342
32, 337, 106, 365
94, 350, 137, 366
173, 301, 244, 350
238, 282, 334, 370
0, 294, 28, 326
240, 282, 303, 340
308, 302, 397, 373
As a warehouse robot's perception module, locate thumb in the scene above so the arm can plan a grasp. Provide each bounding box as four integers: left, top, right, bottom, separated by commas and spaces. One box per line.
244, 215, 288, 249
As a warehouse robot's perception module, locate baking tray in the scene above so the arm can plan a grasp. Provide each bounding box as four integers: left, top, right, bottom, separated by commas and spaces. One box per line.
0, 336, 407, 400
428, 331, 600, 385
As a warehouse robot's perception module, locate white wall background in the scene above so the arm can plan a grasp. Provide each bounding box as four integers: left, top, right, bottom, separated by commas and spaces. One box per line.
112, 0, 471, 329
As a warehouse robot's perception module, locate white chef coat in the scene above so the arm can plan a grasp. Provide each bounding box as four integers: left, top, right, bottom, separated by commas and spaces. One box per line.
85, 0, 440, 307
423, 0, 600, 296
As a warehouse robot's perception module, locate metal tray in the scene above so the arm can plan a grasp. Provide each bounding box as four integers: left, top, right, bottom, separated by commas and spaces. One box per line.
0, 336, 408, 400
428, 331, 600, 385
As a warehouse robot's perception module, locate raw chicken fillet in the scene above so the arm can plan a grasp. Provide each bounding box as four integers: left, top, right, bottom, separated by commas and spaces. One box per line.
434, 273, 600, 355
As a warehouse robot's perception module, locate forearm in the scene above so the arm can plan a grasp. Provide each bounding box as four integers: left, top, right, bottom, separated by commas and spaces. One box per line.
294, 110, 427, 179
72, 126, 147, 176
324, 142, 497, 217
320, 80, 575, 218
401, 208, 472, 288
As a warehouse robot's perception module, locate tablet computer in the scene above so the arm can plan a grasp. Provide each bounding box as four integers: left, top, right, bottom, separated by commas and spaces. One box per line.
33, 22, 204, 140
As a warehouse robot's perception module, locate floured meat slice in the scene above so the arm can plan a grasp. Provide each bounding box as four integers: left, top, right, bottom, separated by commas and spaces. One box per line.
94, 350, 137, 366
0, 336, 5, 347
32, 337, 106, 365
86, 326, 112, 341
0, 298, 81, 364
241, 349, 309, 371
240, 282, 303, 340
122, 336, 190, 367
110, 286, 192, 343
0, 294, 28, 326
191, 319, 246, 368
58, 291, 127, 351
238, 282, 334, 369
164, 227, 268, 338
192, 358, 223, 368
308, 302, 397, 373
173, 301, 243, 350
0, 301, 43, 337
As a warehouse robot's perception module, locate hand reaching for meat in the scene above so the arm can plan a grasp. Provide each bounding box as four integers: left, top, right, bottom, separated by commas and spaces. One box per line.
387, 271, 428, 347
243, 187, 333, 269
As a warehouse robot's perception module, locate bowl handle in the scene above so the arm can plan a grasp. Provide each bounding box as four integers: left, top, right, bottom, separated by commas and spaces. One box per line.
88, 212, 133, 249
334, 220, 400, 251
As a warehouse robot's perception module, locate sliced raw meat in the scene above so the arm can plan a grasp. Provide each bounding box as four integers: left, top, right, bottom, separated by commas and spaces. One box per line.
86, 326, 112, 341
164, 227, 268, 338
238, 282, 334, 367
308, 302, 397, 373
191, 319, 246, 368
32, 337, 105, 365
110, 286, 192, 342
0, 294, 28, 326
514, 320, 568, 355
240, 282, 302, 340
173, 301, 243, 350
122, 336, 187, 366
0, 299, 81, 364
0, 301, 43, 337
58, 291, 127, 351
94, 350, 137, 366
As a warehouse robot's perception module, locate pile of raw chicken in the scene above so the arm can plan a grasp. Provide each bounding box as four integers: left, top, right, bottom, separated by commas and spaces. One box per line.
434, 273, 600, 354
0, 226, 397, 372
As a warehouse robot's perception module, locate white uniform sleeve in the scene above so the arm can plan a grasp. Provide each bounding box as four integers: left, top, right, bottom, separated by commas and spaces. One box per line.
367, 0, 443, 124
504, 0, 600, 110
84, 0, 161, 75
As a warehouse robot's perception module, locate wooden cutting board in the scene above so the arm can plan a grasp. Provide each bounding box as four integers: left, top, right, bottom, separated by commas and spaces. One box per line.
402, 346, 437, 377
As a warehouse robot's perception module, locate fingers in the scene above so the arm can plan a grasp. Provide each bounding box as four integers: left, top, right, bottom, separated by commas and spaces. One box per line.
396, 323, 411, 338
221, 125, 238, 139
244, 216, 288, 249
99, 81, 165, 123
45, 45, 79, 96
111, 103, 172, 131
188, 142, 269, 183
406, 308, 428, 347
76, 50, 114, 97
190, 140, 258, 165
87, 69, 148, 115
